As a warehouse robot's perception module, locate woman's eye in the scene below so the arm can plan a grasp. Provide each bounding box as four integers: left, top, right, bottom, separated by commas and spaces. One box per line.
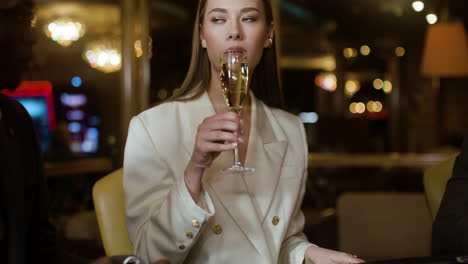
211, 17, 225, 23
242, 17, 257, 22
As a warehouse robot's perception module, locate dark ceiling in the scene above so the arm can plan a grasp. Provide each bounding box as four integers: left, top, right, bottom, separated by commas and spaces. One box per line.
147, 0, 467, 57
287, 0, 468, 40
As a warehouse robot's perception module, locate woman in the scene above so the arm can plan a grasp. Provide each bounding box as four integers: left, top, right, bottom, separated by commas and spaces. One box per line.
123, 0, 365, 263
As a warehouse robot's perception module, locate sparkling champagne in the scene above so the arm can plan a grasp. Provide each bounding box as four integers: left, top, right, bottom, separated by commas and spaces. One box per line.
220, 60, 249, 114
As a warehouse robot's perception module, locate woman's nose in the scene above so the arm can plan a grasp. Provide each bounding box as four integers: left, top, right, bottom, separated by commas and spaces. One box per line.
228, 32, 240, 40
228, 22, 241, 40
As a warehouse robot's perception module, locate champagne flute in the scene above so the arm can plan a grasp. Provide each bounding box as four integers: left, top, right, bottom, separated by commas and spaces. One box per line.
219, 50, 255, 173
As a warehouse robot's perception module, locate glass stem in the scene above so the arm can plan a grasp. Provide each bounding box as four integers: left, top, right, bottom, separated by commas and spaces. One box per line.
233, 146, 241, 167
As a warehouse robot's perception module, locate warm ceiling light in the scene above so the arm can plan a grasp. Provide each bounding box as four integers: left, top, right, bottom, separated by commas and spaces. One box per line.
44, 19, 85, 47
412, 1, 424, 12
426, 14, 438, 24
395, 47, 406, 57
373, 78, 384, 90
83, 39, 121, 73
349, 102, 357, 114
345, 80, 360, 97
360, 45, 371, 56
355, 102, 366, 114
367, 101, 383, 113
343, 48, 358, 58
383, 81, 393, 94
350, 102, 366, 114
315, 73, 337, 92
421, 21, 468, 77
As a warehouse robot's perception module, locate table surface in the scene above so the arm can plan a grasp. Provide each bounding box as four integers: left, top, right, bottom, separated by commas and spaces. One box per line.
366, 256, 462, 264
44, 157, 114, 177
308, 152, 458, 168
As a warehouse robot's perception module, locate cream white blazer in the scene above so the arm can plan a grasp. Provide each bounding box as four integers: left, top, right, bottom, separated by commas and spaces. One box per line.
123, 91, 313, 264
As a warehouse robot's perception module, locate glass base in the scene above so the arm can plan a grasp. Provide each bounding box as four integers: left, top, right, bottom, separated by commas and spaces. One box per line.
221, 165, 255, 174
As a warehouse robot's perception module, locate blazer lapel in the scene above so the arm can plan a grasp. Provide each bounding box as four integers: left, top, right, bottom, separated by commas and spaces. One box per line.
206, 94, 286, 260
206, 166, 272, 259
244, 96, 288, 224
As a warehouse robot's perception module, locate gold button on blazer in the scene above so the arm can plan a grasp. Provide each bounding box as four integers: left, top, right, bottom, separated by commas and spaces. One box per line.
124, 91, 314, 264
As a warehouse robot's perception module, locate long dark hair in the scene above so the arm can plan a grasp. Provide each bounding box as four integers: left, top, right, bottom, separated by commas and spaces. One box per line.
169, 0, 285, 109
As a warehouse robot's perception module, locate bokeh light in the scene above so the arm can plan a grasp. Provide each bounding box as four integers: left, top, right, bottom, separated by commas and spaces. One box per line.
343, 48, 358, 58
426, 14, 438, 24
373, 78, 384, 90
383, 81, 393, 94
395, 47, 406, 57
345, 80, 361, 97
360, 45, 371, 56
45, 20, 85, 47
412, 1, 424, 12
71, 76, 82, 88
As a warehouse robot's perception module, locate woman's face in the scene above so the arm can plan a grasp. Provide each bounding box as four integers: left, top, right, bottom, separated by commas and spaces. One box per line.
200, 0, 273, 74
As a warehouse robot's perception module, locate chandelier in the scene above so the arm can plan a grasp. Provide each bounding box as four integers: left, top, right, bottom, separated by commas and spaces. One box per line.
83, 39, 121, 73
44, 19, 85, 47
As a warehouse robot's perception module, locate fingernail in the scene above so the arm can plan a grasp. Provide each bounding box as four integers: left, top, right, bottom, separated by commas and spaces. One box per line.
240, 119, 244, 125
231, 142, 238, 147
238, 137, 244, 143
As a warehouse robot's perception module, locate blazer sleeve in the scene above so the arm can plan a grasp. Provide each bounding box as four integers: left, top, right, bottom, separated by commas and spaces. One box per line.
279, 119, 314, 264
123, 116, 215, 264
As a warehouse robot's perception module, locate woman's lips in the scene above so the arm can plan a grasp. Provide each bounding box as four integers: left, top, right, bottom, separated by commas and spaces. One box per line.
226, 46, 246, 52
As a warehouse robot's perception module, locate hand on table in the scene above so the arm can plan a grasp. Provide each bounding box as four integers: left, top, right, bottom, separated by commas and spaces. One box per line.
90, 257, 170, 264
304, 246, 365, 264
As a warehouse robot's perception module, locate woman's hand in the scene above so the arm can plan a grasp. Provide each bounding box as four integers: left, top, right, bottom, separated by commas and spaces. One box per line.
184, 111, 240, 202
190, 111, 240, 168
304, 246, 365, 264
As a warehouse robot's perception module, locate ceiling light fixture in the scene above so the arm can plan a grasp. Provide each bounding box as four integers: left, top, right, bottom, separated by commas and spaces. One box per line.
426, 13, 438, 24
83, 39, 121, 73
44, 19, 85, 47
412, 1, 425, 12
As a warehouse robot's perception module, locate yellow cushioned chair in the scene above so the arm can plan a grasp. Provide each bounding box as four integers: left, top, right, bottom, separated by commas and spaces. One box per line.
423, 154, 459, 220
93, 168, 133, 255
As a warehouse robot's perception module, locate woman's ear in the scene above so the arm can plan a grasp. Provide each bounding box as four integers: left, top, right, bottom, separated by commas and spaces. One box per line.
264, 37, 273, 48
200, 28, 207, 48
264, 23, 275, 48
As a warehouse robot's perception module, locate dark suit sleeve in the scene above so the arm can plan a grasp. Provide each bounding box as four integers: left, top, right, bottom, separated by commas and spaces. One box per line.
13, 100, 89, 264
28, 156, 89, 264
432, 134, 468, 256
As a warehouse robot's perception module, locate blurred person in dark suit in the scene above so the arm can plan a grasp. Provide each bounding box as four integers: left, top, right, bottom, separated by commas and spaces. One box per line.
432, 132, 468, 256
0, 1, 170, 263
0, 1, 76, 263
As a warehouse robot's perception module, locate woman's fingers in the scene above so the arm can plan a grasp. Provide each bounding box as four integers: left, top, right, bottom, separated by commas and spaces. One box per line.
203, 130, 239, 143
190, 111, 242, 169
305, 246, 365, 264
337, 252, 365, 264
214, 111, 240, 121
206, 119, 239, 132
198, 142, 238, 153
201, 112, 240, 131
